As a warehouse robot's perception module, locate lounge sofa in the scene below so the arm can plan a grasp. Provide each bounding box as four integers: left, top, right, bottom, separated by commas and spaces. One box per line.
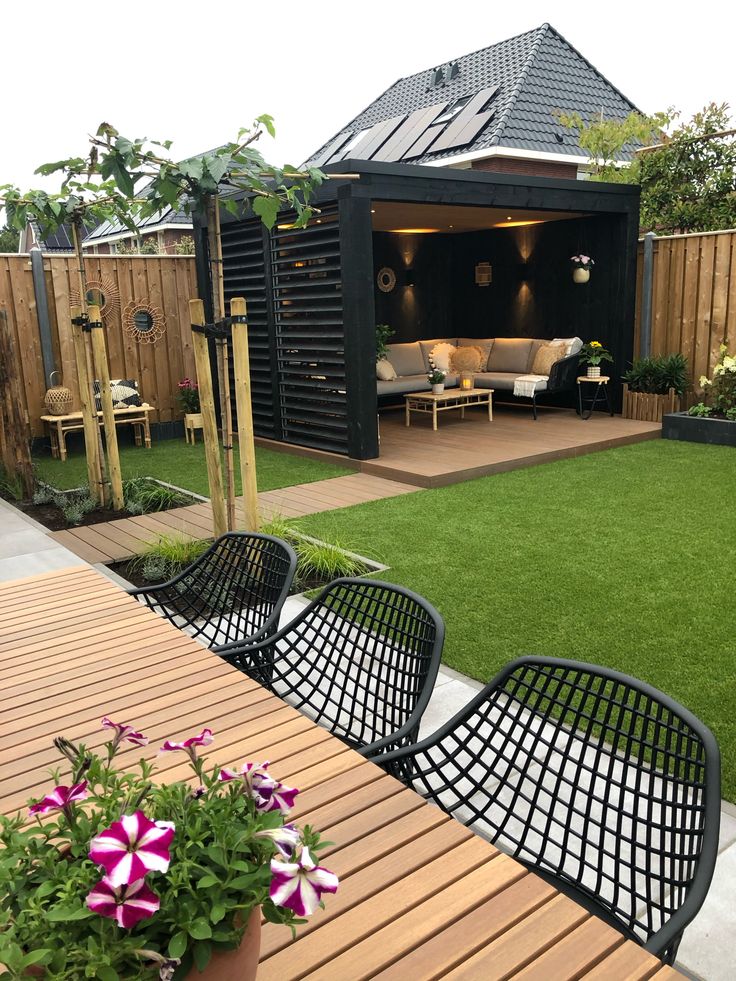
377, 336, 583, 419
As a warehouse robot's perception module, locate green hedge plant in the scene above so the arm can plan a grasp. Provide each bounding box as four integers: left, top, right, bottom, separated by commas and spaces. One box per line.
622, 354, 689, 396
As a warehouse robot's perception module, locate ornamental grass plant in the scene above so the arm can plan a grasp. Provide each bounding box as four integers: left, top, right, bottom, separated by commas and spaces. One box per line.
0, 720, 337, 979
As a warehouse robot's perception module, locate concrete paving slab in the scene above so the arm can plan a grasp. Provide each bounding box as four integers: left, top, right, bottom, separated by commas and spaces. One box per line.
0, 528, 61, 559
676, 843, 736, 980
0, 547, 82, 581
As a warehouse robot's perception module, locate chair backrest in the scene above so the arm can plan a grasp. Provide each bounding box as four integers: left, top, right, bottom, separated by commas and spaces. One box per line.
267, 577, 444, 752
391, 656, 720, 959
170, 533, 297, 647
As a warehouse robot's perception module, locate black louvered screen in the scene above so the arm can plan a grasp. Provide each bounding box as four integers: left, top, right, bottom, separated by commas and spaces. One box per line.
220, 218, 277, 439
270, 209, 347, 454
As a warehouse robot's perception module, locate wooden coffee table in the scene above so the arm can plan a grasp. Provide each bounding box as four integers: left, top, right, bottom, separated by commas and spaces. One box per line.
405, 388, 493, 431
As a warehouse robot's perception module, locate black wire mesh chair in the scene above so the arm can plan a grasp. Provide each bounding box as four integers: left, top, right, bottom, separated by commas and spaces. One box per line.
128, 532, 297, 649
371, 656, 720, 963
215, 577, 444, 755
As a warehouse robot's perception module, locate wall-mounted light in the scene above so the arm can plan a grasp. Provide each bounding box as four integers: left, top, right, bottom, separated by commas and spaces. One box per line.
475, 261, 492, 287
405, 269, 415, 286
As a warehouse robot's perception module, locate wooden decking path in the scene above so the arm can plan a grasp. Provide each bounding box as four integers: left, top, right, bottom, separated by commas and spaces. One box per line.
0, 566, 684, 979
48, 473, 419, 565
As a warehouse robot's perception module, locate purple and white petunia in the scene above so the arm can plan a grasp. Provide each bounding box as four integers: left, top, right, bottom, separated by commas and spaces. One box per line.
160, 728, 213, 763
219, 761, 299, 815
101, 717, 149, 749
269, 846, 338, 916
28, 781, 88, 816
89, 811, 175, 887
255, 823, 301, 859
86, 876, 160, 929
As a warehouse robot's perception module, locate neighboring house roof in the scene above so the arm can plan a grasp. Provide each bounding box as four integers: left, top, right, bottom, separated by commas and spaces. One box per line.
83, 206, 192, 246
24, 221, 90, 253
306, 23, 641, 169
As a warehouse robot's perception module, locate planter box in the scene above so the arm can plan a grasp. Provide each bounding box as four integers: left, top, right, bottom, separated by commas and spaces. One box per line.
622, 384, 680, 423
662, 412, 736, 447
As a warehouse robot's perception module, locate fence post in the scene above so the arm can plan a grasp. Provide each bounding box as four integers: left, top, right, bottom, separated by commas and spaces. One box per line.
87, 303, 125, 510
70, 304, 104, 504
190, 299, 227, 537
640, 231, 656, 358
0, 308, 35, 498
230, 297, 259, 531
30, 248, 56, 387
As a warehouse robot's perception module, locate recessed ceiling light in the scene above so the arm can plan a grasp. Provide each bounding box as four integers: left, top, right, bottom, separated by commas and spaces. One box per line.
371, 209, 376, 214
494, 219, 545, 228
506, 216, 513, 221
390, 228, 441, 234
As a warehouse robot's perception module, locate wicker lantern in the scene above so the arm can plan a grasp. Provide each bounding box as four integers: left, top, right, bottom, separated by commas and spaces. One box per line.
44, 371, 73, 416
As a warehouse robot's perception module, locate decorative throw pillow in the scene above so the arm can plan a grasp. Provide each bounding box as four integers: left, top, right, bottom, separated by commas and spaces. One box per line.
376, 358, 397, 381
458, 337, 494, 368
94, 379, 142, 411
429, 342, 457, 373
552, 336, 583, 357
531, 342, 567, 376
450, 345, 484, 373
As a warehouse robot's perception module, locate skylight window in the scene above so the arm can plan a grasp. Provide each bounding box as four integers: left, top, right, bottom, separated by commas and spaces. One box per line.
433, 96, 472, 125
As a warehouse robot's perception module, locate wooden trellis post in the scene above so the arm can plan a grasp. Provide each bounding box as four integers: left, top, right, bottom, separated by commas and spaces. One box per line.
0, 308, 35, 498
87, 302, 125, 510
69, 303, 104, 504
230, 297, 259, 530
190, 299, 227, 537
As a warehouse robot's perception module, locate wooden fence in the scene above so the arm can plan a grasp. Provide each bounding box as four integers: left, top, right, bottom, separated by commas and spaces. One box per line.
635, 229, 736, 389
0, 253, 198, 436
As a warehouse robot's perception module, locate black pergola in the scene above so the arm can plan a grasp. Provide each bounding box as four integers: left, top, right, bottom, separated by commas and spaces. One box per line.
216, 160, 640, 460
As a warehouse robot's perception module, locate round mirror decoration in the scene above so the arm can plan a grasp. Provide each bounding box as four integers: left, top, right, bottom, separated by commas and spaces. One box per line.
377, 267, 397, 293
70, 275, 120, 320
123, 299, 166, 344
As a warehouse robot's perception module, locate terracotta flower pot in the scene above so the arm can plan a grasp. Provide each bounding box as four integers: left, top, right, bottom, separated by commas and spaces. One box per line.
187, 908, 261, 981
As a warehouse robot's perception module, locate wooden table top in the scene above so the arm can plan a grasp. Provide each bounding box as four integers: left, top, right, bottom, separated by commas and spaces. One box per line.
40, 404, 154, 422
405, 388, 493, 402
0, 566, 682, 980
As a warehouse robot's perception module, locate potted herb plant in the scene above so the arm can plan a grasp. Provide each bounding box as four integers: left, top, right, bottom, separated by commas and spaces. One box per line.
663, 344, 736, 446
428, 367, 446, 394
578, 341, 613, 379
621, 354, 688, 422
0, 719, 338, 979
570, 254, 595, 284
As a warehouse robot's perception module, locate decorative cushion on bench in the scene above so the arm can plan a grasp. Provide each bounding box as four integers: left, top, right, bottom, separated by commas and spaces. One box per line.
553, 336, 584, 357
531, 342, 567, 376
487, 338, 534, 374
376, 358, 397, 381
419, 338, 457, 369
429, 342, 457, 373
457, 337, 495, 368
94, 379, 142, 411
386, 342, 426, 377
450, 346, 485, 373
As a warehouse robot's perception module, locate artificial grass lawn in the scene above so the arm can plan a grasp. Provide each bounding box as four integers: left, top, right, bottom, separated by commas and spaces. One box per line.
34, 438, 352, 496
294, 440, 736, 802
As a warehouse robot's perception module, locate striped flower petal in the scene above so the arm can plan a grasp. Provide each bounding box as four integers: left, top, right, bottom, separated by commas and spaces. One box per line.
101, 717, 148, 748
86, 876, 160, 929
255, 778, 299, 815
89, 811, 175, 887
269, 846, 338, 917
255, 823, 301, 859
160, 728, 213, 753
28, 780, 88, 815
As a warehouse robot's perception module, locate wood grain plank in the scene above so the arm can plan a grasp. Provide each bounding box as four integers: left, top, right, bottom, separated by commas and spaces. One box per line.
512, 916, 626, 979
579, 941, 665, 980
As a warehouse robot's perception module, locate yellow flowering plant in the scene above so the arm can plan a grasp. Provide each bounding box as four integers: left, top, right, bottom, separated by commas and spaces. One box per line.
578, 341, 613, 367
691, 345, 736, 420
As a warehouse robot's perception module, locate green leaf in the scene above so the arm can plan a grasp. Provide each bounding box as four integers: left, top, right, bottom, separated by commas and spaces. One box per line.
227, 873, 257, 890
256, 114, 276, 138
205, 156, 229, 184
35, 880, 58, 898
179, 158, 204, 181
252, 195, 279, 229
168, 931, 188, 959
95, 967, 119, 981
20, 950, 52, 969
197, 875, 220, 889
46, 905, 95, 922
188, 918, 213, 940
193, 941, 212, 971
210, 903, 227, 924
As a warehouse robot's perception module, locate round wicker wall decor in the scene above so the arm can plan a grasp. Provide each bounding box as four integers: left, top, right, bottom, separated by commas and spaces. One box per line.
377, 267, 397, 293
123, 299, 166, 344
70, 275, 121, 320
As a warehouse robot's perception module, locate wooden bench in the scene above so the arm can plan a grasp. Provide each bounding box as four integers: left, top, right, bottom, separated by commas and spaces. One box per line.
41, 403, 154, 461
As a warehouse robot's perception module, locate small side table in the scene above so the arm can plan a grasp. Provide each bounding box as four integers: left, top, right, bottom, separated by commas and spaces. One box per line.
576, 376, 614, 420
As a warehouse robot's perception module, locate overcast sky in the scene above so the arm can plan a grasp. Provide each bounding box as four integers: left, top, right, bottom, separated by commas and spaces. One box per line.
2, 0, 735, 197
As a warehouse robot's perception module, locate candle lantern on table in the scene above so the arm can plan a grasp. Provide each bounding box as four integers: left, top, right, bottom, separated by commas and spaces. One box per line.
460, 372, 474, 391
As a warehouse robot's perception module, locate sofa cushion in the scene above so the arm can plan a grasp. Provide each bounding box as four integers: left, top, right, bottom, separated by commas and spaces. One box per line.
376, 358, 397, 381
458, 337, 494, 368
531, 342, 567, 376
553, 336, 584, 356
487, 338, 534, 374
386, 342, 425, 376
429, 342, 457, 373
450, 345, 484, 373
473, 372, 523, 392
419, 338, 458, 369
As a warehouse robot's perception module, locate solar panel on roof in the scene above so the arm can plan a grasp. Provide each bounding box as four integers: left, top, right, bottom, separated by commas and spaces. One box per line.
428, 85, 499, 154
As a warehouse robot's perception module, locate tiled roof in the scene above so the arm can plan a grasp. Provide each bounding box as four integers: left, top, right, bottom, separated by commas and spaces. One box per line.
83, 206, 191, 243
305, 23, 641, 167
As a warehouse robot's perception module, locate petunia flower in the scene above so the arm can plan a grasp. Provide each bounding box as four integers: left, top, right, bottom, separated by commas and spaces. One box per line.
219, 761, 299, 814
86, 876, 160, 929
29, 781, 88, 816
255, 823, 301, 859
101, 717, 149, 750
269, 846, 338, 916
160, 728, 213, 764
89, 811, 175, 887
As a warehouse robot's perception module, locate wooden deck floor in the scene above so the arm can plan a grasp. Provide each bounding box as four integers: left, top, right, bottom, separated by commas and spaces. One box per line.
48, 473, 419, 565
363, 405, 661, 487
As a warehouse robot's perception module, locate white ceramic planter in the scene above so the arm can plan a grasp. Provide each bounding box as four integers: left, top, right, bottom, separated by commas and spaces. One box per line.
573, 267, 591, 284
587, 366, 601, 379
432, 383, 445, 394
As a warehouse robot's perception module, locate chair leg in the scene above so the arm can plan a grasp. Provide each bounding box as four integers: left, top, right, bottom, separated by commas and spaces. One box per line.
532, 395, 538, 421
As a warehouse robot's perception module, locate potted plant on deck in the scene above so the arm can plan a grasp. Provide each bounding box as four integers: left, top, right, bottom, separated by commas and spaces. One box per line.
621, 353, 688, 422
177, 379, 202, 443
663, 344, 736, 446
0, 720, 338, 979
578, 341, 613, 379
428, 367, 446, 394
570, 255, 595, 284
